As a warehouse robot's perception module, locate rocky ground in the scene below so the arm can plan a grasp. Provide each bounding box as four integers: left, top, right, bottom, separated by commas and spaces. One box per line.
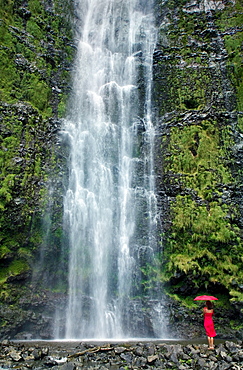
0, 339, 242, 370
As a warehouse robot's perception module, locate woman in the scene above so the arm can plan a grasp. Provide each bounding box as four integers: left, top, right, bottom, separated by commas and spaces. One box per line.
203, 300, 216, 349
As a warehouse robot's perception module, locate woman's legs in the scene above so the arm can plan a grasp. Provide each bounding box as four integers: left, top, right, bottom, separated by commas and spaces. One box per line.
208, 336, 214, 349
207, 336, 210, 348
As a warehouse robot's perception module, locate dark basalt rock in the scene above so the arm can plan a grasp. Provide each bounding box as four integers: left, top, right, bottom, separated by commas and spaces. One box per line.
152, 0, 243, 325
0, 340, 242, 370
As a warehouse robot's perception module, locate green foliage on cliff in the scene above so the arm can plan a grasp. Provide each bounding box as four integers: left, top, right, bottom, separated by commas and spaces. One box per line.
0, 0, 73, 298
154, 0, 243, 305
216, 0, 243, 115
0, 0, 73, 116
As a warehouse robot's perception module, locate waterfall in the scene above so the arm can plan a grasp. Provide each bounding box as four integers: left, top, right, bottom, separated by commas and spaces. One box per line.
60, 0, 164, 339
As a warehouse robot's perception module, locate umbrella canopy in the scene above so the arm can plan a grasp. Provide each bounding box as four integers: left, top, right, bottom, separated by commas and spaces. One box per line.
194, 295, 218, 301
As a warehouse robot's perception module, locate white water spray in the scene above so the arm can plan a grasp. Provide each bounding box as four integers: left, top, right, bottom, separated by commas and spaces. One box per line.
60, 0, 163, 339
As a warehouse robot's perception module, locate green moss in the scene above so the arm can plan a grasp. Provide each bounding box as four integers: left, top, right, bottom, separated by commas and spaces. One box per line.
25, 77, 52, 113
154, 6, 217, 115
166, 121, 233, 198
0, 0, 74, 114
216, 0, 243, 31
154, 0, 243, 304
9, 259, 29, 275
28, 0, 43, 15
0, 174, 16, 208
229, 290, 243, 305
0, 0, 14, 21
168, 293, 198, 309
0, 245, 11, 259
58, 94, 68, 117
162, 191, 243, 293
0, 0, 74, 303
216, 0, 243, 114
0, 52, 18, 102
17, 247, 33, 259
26, 19, 43, 39
0, 259, 29, 285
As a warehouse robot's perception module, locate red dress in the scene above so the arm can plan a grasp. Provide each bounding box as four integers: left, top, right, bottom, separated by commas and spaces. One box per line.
204, 309, 216, 337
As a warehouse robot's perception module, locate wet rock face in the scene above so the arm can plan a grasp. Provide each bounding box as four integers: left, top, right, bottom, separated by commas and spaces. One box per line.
0, 0, 73, 340
153, 0, 239, 220
0, 340, 242, 370
152, 0, 243, 312
0, 0, 242, 341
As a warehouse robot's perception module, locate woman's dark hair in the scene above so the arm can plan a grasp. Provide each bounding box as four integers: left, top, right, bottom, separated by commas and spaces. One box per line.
206, 300, 213, 309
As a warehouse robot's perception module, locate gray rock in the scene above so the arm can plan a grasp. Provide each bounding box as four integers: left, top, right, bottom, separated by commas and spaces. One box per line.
225, 355, 233, 362
43, 356, 58, 367
9, 350, 23, 362
169, 352, 179, 364
134, 346, 143, 356
146, 344, 155, 355
1, 341, 243, 369
1, 340, 10, 345
217, 361, 232, 370
208, 362, 218, 370
114, 347, 126, 354
31, 348, 42, 360
133, 356, 147, 368
59, 363, 76, 370
120, 352, 133, 363
197, 358, 207, 367
147, 354, 158, 363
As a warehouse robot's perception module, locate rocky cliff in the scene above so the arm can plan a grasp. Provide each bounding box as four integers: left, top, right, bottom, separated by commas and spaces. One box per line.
153, 0, 243, 337
0, 0, 73, 338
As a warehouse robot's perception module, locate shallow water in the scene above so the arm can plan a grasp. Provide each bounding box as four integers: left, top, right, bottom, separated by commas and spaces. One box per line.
13, 337, 226, 347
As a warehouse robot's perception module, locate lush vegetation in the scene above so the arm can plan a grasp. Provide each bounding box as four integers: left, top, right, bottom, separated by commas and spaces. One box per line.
0, 0, 242, 337
0, 0, 73, 296
153, 0, 243, 308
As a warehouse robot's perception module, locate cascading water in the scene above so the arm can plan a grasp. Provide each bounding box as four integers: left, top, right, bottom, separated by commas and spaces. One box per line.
59, 0, 165, 339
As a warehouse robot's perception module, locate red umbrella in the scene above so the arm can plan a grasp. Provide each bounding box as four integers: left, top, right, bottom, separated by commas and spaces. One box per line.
194, 295, 218, 301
